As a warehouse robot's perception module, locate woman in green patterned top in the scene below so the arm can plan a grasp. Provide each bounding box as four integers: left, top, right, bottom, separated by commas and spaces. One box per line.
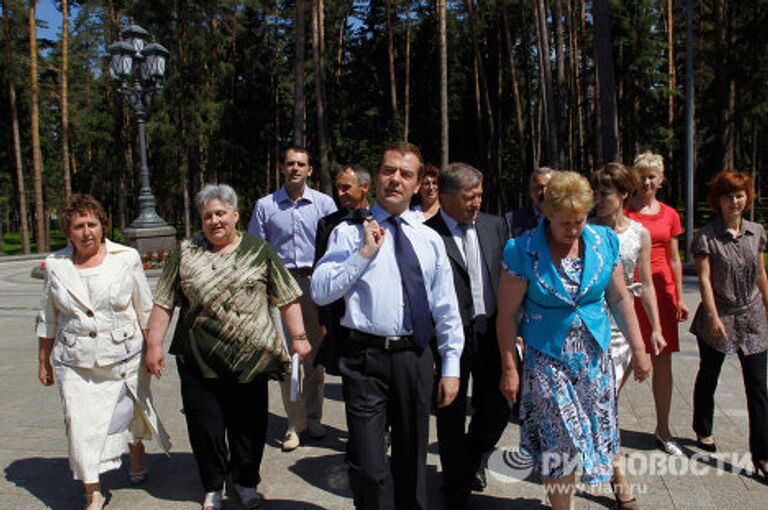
145, 184, 311, 510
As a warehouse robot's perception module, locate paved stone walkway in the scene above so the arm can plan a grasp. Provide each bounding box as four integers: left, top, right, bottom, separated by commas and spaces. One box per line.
1, 258, 766, 509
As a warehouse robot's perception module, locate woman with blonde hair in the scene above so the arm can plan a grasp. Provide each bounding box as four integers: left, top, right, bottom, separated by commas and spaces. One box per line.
626, 152, 689, 456
498, 171, 651, 510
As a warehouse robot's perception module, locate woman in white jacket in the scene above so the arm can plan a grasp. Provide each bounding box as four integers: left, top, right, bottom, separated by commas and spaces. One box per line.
36, 194, 170, 510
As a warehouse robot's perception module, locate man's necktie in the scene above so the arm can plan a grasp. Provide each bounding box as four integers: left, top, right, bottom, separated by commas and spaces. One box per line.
388, 216, 432, 349
461, 222, 486, 318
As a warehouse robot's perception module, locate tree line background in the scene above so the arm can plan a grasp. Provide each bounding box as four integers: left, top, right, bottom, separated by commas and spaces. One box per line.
1, 0, 767, 254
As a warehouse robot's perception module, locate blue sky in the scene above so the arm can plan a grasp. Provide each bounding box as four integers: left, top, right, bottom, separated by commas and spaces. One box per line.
0, 0, 79, 41
37, 0, 80, 41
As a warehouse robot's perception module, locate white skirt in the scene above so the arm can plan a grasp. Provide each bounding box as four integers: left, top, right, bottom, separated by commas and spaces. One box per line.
608, 319, 633, 391
55, 352, 171, 482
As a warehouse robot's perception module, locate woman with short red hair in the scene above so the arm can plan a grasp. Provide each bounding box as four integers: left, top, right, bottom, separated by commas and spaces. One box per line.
690, 171, 768, 479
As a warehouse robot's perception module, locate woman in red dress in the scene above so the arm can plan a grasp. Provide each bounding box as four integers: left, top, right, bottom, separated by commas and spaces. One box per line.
626, 152, 690, 456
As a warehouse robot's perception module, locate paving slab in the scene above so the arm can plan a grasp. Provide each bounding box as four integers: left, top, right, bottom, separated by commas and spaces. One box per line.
1, 259, 767, 509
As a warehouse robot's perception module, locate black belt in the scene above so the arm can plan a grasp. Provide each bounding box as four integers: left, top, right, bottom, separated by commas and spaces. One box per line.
288, 267, 313, 277
349, 330, 419, 352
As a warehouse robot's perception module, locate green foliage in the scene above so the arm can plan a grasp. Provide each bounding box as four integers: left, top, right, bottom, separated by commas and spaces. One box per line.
1, 0, 768, 245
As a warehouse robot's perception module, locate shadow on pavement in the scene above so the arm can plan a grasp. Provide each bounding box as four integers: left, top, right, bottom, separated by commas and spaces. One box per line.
5, 452, 202, 508
288, 452, 351, 499
576, 488, 618, 509
619, 428, 656, 451
468, 495, 548, 509
258, 500, 335, 509
323, 381, 344, 403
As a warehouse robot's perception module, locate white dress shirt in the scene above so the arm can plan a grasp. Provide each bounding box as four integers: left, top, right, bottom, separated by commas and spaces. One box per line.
438, 210, 496, 317
311, 204, 464, 377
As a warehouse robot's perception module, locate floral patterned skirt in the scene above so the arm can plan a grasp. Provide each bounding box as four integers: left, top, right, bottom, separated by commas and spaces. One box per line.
520, 321, 619, 484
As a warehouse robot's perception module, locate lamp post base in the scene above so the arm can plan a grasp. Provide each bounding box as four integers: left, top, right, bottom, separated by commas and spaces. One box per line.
122, 225, 177, 259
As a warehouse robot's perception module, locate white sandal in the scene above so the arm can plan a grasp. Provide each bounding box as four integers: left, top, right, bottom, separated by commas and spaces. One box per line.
202, 490, 223, 510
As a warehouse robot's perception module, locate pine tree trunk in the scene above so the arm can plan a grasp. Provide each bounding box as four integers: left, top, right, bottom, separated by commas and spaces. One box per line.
293, 0, 307, 147
107, 0, 126, 229
724, 78, 736, 169
593, 0, 620, 164
335, 0, 348, 81
495, 8, 505, 212
553, 0, 567, 165
665, 0, 676, 183
750, 122, 758, 221
385, 0, 400, 138
403, 0, 412, 142
272, 0, 282, 190
534, 0, 559, 167
437, 0, 449, 170
29, 1, 46, 252
464, 0, 498, 211
569, 0, 585, 171
312, 0, 331, 194
177, 0, 191, 238
61, 0, 71, 200
500, 2, 528, 174
3, 0, 30, 254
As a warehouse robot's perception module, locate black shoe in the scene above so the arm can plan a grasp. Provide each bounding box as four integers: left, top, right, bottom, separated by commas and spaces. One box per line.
695, 435, 717, 453
754, 460, 768, 481
471, 466, 487, 492
441, 486, 468, 510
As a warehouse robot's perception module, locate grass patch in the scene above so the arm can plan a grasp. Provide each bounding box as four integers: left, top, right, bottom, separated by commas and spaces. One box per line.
1, 231, 68, 255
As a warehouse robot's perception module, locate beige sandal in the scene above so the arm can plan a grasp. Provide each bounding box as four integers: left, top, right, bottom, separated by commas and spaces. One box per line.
84, 490, 105, 510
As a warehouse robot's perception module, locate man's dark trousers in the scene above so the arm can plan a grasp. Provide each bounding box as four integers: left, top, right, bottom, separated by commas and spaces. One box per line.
340, 340, 434, 510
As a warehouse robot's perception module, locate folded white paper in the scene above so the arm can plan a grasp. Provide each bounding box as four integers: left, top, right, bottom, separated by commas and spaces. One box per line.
290, 353, 303, 402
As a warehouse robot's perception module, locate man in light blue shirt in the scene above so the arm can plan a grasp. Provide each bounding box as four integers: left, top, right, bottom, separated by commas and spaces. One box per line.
312, 142, 463, 510
248, 146, 336, 451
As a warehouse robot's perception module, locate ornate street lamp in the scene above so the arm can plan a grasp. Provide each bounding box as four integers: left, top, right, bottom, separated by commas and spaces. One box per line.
107, 23, 170, 228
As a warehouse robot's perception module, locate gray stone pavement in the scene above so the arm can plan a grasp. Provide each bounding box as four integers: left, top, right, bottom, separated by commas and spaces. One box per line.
1, 258, 767, 509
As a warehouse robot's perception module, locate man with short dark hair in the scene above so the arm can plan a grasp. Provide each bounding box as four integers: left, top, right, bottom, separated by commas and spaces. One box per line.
425, 162, 510, 510
248, 146, 337, 451
505, 167, 556, 237
312, 142, 463, 510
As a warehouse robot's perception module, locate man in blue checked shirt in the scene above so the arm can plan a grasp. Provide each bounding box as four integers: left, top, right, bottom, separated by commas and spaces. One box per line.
312, 142, 463, 510
248, 146, 337, 452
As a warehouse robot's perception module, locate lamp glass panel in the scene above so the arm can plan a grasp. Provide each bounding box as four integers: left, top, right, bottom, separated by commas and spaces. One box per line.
109, 54, 122, 79
151, 55, 166, 78
119, 55, 133, 77
127, 36, 145, 53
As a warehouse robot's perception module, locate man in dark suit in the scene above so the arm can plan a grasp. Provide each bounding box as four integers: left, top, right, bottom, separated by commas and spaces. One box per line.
425, 162, 510, 510
313, 165, 371, 376
505, 166, 555, 237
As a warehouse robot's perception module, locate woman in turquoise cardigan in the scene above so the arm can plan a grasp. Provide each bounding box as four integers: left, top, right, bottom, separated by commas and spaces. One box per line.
497, 172, 651, 510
